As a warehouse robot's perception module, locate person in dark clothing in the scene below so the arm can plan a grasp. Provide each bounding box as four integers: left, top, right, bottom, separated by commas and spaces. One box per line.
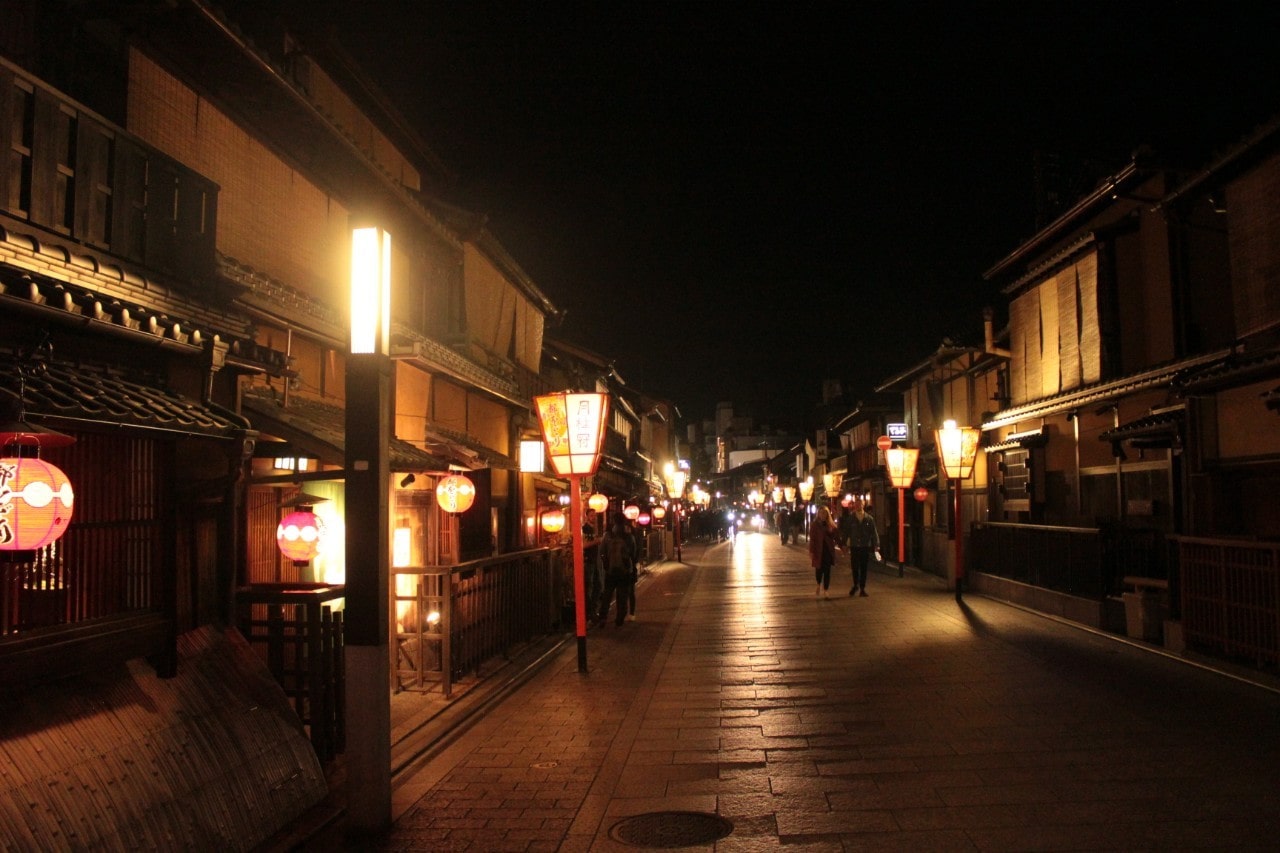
596, 515, 635, 626
840, 501, 880, 596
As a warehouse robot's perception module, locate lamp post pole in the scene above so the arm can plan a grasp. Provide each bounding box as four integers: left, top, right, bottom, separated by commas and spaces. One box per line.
570, 474, 587, 671
344, 224, 393, 832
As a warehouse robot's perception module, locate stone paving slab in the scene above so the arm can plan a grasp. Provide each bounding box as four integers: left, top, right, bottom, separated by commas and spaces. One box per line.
333, 532, 1280, 851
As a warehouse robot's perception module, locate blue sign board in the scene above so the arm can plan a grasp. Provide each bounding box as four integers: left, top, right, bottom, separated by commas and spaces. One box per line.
887, 422, 908, 441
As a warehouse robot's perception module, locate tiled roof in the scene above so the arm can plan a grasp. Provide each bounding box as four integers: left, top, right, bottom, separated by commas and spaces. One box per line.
242, 387, 448, 472
423, 424, 517, 471
0, 352, 247, 439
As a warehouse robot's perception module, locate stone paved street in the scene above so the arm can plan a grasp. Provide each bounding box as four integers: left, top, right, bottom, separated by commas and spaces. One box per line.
343, 532, 1280, 851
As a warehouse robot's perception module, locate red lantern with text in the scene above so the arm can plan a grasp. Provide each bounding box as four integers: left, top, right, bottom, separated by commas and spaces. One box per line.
0, 456, 75, 552
436, 473, 476, 514
637, 512, 651, 526
277, 508, 325, 564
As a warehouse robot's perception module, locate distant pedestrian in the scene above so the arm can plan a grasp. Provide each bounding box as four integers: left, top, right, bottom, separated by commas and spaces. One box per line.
776, 508, 790, 544
596, 515, 634, 627
808, 505, 840, 597
841, 501, 880, 596
623, 518, 640, 620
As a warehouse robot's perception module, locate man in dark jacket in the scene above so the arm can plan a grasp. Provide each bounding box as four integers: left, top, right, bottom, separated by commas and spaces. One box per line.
840, 502, 880, 596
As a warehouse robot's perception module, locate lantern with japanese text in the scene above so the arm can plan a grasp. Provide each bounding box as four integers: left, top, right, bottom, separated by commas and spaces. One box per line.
436, 473, 476, 514
276, 494, 327, 564
1, 424, 76, 555
588, 492, 609, 514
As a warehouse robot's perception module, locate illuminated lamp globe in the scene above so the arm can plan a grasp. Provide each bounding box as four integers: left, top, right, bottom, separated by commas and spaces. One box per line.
588, 492, 609, 514
637, 512, 651, 526
623, 504, 640, 521
541, 508, 566, 533
0, 456, 75, 551
651, 505, 666, 520
277, 509, 325, 563
436, 473, 476, 514
914, 487, 929, 502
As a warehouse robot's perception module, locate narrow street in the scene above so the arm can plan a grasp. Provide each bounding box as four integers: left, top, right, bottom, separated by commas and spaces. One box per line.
355, 532, 1280, 851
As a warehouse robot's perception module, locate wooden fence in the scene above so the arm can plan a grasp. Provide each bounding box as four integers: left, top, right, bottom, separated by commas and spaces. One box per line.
234, 584, 346, 762
1175, 536, 1280, 668
394, 545, 568, 697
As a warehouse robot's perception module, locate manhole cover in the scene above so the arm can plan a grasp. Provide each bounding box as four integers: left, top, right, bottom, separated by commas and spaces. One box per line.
609, 811, 733, 848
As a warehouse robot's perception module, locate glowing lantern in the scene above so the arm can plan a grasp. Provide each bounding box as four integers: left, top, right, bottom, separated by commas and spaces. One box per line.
588, 492, 609, 513
784, 485, 796, 502
0, 457, 75, 552
623, 504, 640, 520
533, 391, 609, 476
1, 423, 76, 553
277, 508, 325, 564
914, 487, 929, 502
822, 471, 842, 498
436, 473, 476, 514
541, 508, 566, 533
637, 512, 651, 526
652, 505, 666, 520
798, 477, 814, 501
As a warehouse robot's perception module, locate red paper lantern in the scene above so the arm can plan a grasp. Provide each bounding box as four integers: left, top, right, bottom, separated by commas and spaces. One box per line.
637, 512, 651, 526
277, 509, 325, 563
436, 473, 476, 514
0, 456, 75, 551
913, 487, 929, 502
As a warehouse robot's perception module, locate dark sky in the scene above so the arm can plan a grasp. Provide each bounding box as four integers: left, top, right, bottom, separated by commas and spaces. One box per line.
276, 1, 1280, 427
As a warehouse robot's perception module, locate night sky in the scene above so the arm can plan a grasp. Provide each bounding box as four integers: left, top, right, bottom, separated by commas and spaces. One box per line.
271, 1, 1280, 427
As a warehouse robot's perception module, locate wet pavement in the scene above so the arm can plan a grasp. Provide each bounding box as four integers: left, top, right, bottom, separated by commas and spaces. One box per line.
318, 531, 1280, 851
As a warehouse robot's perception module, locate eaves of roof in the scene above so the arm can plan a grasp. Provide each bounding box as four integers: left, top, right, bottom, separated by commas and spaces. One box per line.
984, 159, 1147, 281
982, 350, 1230, 431
0, 352, 248, 439
1098, 406, 1185, 444
242, 388, 445, 472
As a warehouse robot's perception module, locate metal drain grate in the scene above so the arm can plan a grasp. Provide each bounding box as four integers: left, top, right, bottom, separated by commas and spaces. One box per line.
609, 811, 734, 848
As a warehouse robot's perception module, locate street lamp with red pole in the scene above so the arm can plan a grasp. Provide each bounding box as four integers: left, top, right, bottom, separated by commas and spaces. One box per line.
882, 442, 919, 579
663, 461, 686, 562
934, 419, 980, 602
535, 391, 609, 672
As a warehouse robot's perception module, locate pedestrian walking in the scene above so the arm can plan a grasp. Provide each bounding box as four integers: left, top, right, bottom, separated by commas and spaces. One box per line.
841, 501, 880, 596
596, 515, 633, 627
808, 505, 840, 597
623, 518, 640, 620
776, 508, 790, 544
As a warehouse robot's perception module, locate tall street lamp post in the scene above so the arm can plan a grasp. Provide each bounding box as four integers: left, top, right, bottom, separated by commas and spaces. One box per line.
535, 391, 609, 672
344, 223, 393, 831
663, 462, 686, 561
934, 419, 980, 602
883, 445, 920, 579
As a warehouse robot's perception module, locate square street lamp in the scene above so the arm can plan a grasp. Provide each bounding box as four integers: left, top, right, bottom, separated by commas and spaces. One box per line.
883, 446, 919, 578
934, 419, 980, 600
535, 391, 609, 672
663, 461, 687, 561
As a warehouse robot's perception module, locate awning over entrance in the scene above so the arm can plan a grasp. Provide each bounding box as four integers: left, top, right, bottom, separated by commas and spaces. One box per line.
242, 388, 447, 472
0, 351, 247, 439
1098, 405, 1185, 450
